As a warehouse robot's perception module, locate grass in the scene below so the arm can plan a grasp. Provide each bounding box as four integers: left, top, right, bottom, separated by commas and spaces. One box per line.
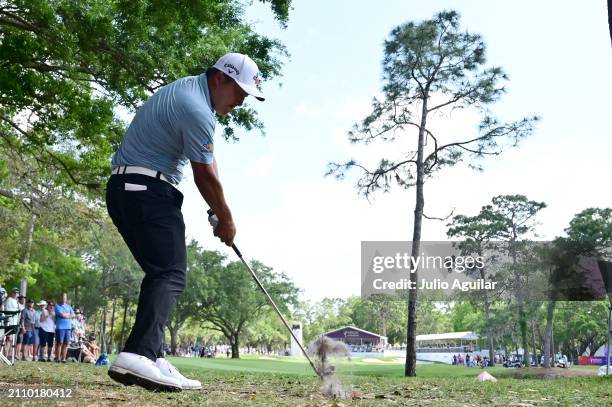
0, 356, 610, 406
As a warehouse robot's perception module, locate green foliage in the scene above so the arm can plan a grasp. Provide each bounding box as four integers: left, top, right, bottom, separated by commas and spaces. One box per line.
294, 297, 355, 343
0, 0, 290, 192
174, 242, 299, 357
328, 10, 538, 196
351, 295, 408, 344
553, 301, 609, 357
565, 208, 612, 256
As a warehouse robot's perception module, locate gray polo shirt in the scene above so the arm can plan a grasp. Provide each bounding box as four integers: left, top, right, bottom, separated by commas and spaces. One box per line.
112, 74, 216, 184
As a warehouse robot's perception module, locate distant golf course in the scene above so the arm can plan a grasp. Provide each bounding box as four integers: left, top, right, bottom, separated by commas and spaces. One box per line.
2, 356, 609, 406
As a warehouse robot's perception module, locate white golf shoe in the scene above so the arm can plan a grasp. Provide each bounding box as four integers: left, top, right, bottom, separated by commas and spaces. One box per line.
156, 358, 202, 390
108, 352, 182, 392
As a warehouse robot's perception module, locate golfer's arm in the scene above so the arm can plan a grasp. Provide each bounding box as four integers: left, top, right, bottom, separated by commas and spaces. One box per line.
191, 159, 233, 223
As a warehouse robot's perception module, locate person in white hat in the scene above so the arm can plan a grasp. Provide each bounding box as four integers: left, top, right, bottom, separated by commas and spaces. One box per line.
37, 300, 55, 362
106, 53, 265, 391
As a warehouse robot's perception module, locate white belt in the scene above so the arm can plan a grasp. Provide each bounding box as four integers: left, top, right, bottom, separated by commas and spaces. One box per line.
112, 166, 173, 184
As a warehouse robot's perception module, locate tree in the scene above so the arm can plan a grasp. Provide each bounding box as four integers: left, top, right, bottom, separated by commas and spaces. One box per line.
351, 295, 407, 345
194, 248, 299, 358
74, 219, 141, 352
167, 241, 226, 355
553, 301, 609, 360
0, 149, 98, 294
542, 207, 612, 366
295, 297, 356, 343
447, 208, 506, 365
484, 194, 546, 367
565, 208, 612, 256
243, 311, 287, 354
328, 10, 538, 376
1, 0, 291, 192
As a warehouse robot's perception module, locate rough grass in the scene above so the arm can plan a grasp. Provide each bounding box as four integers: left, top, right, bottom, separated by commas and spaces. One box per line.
0, 357, 610, 406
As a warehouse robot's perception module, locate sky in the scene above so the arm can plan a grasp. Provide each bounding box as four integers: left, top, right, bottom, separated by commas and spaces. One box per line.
173, 0, 611, 302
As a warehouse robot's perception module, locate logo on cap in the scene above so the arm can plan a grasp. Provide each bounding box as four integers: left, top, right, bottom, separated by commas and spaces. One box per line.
224, 63, 240, 75
253, 74, 261, 86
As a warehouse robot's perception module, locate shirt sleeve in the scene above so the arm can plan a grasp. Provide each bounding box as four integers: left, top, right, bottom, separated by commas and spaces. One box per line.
180, 108, 216, 165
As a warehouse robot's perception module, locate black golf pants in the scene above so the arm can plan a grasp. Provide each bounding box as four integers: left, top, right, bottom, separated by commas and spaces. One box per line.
106, 174, 186, 361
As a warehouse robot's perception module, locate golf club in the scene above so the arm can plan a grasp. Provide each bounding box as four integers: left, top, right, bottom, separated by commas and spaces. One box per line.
207, 209, 322, 378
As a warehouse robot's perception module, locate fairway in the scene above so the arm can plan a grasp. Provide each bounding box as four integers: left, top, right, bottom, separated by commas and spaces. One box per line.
2, 356, 609, 406
166, 355, 605, 379
167, 355, 516, 378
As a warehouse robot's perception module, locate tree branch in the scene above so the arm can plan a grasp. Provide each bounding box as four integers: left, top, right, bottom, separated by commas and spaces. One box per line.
423, 208, 455, 221
0, 11, 41, 33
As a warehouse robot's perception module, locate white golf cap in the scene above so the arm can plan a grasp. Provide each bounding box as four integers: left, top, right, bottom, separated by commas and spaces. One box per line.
37, 300, 47, 306
213, 53, 265, 101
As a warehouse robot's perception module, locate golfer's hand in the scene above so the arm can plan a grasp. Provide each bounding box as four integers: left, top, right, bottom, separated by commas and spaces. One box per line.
214, 219, 236, 246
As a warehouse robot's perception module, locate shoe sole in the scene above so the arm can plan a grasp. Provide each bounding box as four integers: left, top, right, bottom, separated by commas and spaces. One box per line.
108, 366, 182, 392
183, 385, 202, 390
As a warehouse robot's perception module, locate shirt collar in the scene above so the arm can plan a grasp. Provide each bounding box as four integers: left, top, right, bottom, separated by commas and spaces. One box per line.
199, 74, 214, 114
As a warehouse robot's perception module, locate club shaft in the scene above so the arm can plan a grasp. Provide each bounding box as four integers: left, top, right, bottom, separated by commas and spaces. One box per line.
232, 244, 321, 377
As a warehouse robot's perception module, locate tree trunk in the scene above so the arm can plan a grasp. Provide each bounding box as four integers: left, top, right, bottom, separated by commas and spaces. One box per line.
119, 298, 129, 350
531, 320, 538, 366
543, 300, 555, 368
109, 299, 117, 353
380, 309, 387, 337
231, 335, 240, 359
169, 325, 178, 355
551, 323, 555, 363
480, 263, 495, 366
404, 93, 428, 377
510, 238, 530, 368
20, 212, 36, 296
100, 304, 108, 354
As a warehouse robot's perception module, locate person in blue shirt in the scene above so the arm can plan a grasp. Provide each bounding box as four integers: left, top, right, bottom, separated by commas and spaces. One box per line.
106, 53, 265, 392
54, 292, 75, 363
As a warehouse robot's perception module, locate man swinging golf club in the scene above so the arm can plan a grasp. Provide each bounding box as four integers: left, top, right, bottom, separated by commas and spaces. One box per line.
105, 53, 264, 392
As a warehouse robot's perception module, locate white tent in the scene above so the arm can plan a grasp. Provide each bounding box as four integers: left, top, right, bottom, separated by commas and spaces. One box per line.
416, 331, 479, 341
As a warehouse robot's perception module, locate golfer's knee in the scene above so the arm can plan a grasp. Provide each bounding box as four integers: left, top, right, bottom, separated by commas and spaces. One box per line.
169, 268, 187, 293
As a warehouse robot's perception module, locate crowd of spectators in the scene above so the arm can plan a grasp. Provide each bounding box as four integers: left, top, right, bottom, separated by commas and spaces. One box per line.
452, 353, 492, 367
1, 287, 99, 364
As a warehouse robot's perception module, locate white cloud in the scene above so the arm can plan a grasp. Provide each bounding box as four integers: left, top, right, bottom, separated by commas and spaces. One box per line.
245, 154, 274, 179
294, 101, 322, 119
334, 95, 373, 120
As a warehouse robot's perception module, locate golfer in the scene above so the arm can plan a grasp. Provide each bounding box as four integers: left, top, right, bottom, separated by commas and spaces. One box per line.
106, 53, 264, 391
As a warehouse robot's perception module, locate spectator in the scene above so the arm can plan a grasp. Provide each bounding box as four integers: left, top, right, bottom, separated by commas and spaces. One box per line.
54, 292, 75, 363
33, 301, 44, 361
82, 334, 99, 364
0, 287, 6, 307
20, 299, 36, 360
16, 293, 26, 359
46, 300, 57, 361
3, 288, 19, 359
38, 300, 55, 362
72, 309, 85, 340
